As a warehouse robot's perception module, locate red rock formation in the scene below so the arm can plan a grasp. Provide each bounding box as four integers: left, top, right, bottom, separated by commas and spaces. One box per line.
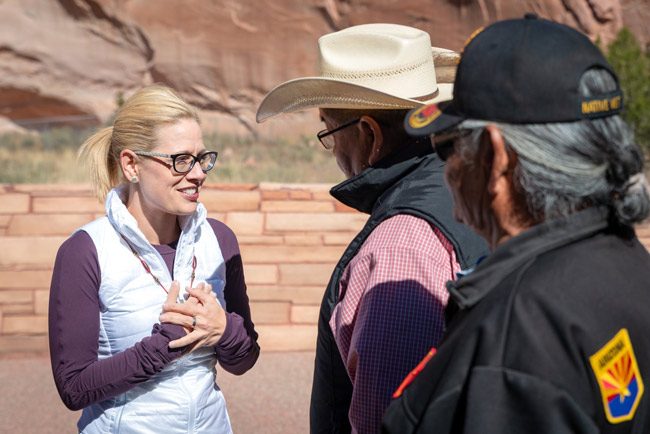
0, 0, 647, 137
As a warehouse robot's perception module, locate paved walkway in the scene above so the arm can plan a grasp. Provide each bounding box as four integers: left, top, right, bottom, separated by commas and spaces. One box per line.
0, 351, 314, 434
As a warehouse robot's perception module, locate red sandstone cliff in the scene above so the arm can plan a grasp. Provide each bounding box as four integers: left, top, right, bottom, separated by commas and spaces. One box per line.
0, 0, 648, 137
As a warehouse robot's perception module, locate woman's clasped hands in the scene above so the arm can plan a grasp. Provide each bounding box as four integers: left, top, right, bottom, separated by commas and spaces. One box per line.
160, 281, 227, 351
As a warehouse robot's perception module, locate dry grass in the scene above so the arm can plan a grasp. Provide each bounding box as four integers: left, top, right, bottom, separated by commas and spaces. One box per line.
0, 129, 344, 185
203, 133, 344, 184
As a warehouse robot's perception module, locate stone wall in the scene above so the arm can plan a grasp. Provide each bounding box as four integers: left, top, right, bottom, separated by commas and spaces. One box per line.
2, 183, 650, 356
0, 183, 366, 356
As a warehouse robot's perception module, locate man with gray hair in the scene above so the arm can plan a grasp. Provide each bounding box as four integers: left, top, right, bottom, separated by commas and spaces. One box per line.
383, 15, 650, 434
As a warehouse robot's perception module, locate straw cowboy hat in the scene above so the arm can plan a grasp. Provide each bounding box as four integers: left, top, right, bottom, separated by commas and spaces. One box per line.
256, 23, 459, 123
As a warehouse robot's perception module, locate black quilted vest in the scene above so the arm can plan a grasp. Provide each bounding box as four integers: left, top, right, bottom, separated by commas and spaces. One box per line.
309, 149, 488, 433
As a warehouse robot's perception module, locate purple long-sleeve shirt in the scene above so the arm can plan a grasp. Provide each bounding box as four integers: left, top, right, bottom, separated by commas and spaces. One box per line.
49, 218, 260, 411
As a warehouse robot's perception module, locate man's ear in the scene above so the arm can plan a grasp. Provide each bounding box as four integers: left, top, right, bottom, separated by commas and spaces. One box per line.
484, 125, 511, 197
484, 124, 531, 241
120, 149, 139, 181
359, 115, 384, 166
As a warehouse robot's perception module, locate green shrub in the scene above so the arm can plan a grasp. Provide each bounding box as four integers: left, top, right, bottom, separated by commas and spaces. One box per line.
606, 27, 650, 154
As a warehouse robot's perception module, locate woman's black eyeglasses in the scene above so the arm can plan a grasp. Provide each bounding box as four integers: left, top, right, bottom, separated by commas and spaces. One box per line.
134, 150, 218, 174
317, 118, 361, 150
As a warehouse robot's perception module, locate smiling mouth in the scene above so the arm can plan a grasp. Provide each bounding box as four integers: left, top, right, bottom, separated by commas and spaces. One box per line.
178, 186, 200, 201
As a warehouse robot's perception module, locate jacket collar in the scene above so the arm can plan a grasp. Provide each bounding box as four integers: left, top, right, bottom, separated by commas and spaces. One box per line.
330, 142, 433, 214
105, 185, 206, 262
447, 206, 611, 309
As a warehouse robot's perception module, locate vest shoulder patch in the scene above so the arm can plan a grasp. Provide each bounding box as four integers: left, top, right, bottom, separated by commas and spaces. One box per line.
589, 328, 644, 424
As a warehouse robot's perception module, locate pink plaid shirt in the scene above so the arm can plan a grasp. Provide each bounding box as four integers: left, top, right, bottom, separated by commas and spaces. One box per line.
330, 214, 460, 434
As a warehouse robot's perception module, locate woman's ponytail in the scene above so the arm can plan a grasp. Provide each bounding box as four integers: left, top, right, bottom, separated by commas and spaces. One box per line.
78, 126, 118, 202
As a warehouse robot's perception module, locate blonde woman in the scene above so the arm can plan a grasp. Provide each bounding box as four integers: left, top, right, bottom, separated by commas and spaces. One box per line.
48, 84, 259, 433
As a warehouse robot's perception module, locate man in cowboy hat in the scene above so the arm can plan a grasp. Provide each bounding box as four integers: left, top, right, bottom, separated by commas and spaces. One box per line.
382, 15, 650, 434
257, 23, 487, 434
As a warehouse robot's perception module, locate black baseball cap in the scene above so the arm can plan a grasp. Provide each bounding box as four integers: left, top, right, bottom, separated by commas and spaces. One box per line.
405, 14, 623, 136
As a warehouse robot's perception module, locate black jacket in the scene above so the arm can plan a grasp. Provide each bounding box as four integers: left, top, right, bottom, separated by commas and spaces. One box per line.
383, 207, 650, 434
310, 148, 488, 433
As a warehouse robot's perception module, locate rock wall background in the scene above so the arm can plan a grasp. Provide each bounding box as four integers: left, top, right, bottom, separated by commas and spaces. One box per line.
2, 182, 650, 356
0, 182, 363, 354
1, 0, 648, 138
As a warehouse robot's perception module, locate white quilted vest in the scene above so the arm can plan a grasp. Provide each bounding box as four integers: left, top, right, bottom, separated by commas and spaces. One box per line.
77, 187, 232, 434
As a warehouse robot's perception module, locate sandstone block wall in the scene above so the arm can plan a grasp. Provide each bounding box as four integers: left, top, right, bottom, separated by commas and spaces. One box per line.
0, 183, 365, 356
2, 184, 650, 357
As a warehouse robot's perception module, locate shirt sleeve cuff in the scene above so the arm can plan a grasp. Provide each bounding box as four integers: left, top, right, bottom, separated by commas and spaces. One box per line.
215, 312, 234, 349
153, 323, 186, 361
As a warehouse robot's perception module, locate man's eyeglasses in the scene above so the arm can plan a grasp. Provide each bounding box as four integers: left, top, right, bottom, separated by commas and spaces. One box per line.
431, 128, 476, 161
317, 118, 361, 150
134, 150, 218, 174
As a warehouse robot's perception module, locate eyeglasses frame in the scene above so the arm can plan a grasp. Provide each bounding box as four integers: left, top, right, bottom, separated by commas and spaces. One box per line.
134, 150, 218, 174
317, 117, 362, 150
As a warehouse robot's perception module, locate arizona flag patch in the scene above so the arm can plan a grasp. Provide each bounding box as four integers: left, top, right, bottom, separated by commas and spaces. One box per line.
589, 329, 644, 424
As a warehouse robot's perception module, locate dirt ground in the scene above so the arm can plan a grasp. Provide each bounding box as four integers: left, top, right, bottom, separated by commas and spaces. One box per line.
0, 351, 314, 434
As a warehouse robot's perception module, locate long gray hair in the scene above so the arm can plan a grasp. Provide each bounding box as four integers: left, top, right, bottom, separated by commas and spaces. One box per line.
458, 68, 650, 226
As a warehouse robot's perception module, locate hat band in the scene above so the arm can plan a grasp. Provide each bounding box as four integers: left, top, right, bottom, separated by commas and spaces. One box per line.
413, 88, 439, 102
323, 58, 431, 80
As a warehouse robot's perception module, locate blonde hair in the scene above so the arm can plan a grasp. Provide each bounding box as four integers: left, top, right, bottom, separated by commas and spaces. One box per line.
78, 84, 200, 201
